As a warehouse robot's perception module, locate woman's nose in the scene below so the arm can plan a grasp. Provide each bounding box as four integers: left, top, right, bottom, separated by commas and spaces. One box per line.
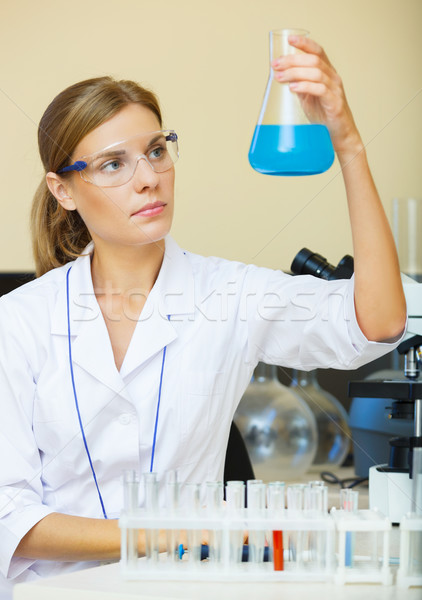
131, 155, 160, 190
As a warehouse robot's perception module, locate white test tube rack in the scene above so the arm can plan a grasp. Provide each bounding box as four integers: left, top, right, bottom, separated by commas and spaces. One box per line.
118, 475, 401, 585
396, 512, 422, 588
119, 507, 336, 582
331, 507, 392, 585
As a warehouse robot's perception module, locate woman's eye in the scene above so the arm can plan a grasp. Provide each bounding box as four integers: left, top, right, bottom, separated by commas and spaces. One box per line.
149, 146, 166, 160
101, 159, 122, 172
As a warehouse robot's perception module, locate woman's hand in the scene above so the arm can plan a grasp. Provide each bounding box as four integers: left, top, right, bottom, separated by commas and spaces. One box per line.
271, 35, 363, 160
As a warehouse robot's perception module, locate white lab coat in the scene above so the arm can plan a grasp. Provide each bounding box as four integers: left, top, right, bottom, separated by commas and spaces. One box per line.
0, 235, 404, 594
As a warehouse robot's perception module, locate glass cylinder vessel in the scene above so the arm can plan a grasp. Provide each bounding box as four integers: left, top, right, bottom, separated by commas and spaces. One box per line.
234, 363, 317, 481
289, 370, 350, 468
248, 29, 335, 176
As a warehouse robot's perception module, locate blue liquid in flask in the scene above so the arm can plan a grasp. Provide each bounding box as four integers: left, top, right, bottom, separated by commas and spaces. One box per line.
248, 124, 335, 176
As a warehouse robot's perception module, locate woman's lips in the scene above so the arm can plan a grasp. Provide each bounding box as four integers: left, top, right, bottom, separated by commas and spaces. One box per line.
132, 202, 166, 218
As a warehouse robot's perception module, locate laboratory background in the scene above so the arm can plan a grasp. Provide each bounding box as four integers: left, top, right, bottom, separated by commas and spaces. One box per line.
0, 0, 421, 273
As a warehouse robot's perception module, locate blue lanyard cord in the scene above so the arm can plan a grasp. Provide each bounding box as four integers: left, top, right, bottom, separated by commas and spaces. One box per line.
150, 314, 171, 473
66, 266, 108, 520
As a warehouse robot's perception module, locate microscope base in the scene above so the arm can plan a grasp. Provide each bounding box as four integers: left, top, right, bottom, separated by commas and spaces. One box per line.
369, 464, 412, 523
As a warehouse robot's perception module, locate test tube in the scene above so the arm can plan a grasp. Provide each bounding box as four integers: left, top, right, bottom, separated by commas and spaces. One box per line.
287, 483, 305, 512
340, 488, 358, 568
267, 481, 285, 571
124, 469, 140, 513
286, 484, 306, 566
304, 484, 328, 568
247, 481, 266, 563
206, 481, 224, 563
185, 483, 202, 564
165, 470, 180, 562
123, 470, 139, 567
304, 484, 328, 514
226, 481, 245, 564
143, 472, 159, 562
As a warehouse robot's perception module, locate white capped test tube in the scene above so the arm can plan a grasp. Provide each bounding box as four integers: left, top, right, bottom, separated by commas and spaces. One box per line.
206, 481, 224, 563
123, 470, 139, 567
165, 470, 180, 562
185, 483, 202, 564
143, 472, 159, 562
247, 481, 266, 563
267, 481, 285, 571
226, 480, 245, 564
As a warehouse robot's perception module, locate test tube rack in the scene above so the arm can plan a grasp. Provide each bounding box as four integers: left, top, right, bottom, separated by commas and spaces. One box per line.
396, 513, 422, 589
330, 507, 392, 585
119, 508, 336, 582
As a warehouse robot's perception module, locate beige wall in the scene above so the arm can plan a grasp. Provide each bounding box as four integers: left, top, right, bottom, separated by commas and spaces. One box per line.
1, 0, 421, 272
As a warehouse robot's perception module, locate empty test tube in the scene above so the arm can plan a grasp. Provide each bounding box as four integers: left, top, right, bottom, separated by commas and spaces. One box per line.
267, 481, 285, 571
143, 472, 159, 562
226, 481, 245, 564
247, 481, 266, 563
123, 470, 140, 567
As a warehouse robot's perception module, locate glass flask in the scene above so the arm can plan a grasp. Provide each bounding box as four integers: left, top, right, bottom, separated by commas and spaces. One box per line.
234, 363, 317, 481
248, 29, 335, 176
392, 197, 422, 283
289, 370, 350, 468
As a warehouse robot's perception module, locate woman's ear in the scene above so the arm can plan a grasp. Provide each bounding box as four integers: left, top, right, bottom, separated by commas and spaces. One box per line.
46, 172, 77, 210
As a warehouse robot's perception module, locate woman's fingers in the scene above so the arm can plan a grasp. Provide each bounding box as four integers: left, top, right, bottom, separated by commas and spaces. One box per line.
275, 66, 332, 87
286, 34, 333, 68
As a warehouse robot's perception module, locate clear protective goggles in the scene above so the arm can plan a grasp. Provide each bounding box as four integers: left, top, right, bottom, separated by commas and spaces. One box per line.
57, 130, 179, 187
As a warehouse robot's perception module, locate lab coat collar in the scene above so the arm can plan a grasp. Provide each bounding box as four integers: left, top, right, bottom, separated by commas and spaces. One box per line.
50, 235, 195, 388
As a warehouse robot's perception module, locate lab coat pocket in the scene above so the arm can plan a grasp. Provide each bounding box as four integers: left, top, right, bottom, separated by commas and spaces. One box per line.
180, 370, 225, 458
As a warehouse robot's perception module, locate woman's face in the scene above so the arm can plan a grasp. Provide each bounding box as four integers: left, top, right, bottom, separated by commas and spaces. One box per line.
58, 103, 175, 250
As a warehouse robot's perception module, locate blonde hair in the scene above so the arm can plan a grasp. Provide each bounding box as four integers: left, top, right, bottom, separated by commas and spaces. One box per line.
31, 76, 162, 277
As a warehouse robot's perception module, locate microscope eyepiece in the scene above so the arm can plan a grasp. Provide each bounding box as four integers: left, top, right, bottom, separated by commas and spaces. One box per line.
290, 248, 354, 280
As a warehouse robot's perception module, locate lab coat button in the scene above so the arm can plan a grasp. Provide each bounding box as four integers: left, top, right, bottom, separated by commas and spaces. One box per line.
119, 413, 132, 425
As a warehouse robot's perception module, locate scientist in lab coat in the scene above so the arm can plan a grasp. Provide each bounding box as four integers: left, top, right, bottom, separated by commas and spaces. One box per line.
0, 35, 406, 596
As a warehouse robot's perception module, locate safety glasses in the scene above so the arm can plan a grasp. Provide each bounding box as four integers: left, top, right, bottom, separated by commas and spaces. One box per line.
57, 130, 179, 187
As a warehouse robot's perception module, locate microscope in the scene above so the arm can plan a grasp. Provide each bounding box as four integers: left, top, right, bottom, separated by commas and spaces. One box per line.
291, 250, 422, 524
349, 276, 422, 523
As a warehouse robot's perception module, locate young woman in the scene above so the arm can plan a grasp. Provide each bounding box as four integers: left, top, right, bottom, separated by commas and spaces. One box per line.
0, 35, 406, 595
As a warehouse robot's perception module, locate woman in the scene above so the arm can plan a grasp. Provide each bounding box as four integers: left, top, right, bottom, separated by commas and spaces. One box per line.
0, 35, 406, 594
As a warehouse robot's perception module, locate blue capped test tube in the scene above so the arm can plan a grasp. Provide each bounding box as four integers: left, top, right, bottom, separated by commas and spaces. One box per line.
247, 480, 266, 563
185, 483, 202, 564
165, 470, 180, 563
206, 481, 224, 563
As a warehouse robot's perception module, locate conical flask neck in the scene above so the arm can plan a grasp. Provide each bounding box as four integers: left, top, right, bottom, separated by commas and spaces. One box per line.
291, 369, 318, 387
253, 362, 277, 383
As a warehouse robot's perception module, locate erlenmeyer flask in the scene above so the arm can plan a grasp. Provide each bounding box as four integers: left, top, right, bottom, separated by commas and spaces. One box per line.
248, 29, 335, 176
234, 362, 317, 481
289, 369, 350, 468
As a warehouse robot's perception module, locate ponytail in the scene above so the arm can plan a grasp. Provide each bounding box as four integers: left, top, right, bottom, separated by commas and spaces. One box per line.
31, 179, 91, 277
